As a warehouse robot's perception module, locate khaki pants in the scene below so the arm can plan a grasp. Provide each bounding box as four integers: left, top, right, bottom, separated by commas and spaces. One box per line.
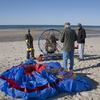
78, 44, 84, 59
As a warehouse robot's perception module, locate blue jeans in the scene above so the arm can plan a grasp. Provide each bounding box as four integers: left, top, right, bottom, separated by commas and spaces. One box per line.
63, 50, 74, 70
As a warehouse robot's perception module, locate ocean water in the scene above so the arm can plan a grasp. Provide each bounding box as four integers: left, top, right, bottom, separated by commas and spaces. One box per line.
0, 25, 63, 30
0, 25, 100, 30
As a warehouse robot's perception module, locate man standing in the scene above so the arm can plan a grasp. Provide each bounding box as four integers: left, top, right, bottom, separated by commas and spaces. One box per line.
61, 22, 77, 70
77, 23, 86, 61
25, 29, 35, 59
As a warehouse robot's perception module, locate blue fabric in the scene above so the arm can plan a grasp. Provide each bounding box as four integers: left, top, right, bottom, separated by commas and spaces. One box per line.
58, 75, 92, 93
23, 59, 37, 65
0, 64, 58, 99
63, 50, 74, 70
0, 61, 92, 99
46, 62, 61, 70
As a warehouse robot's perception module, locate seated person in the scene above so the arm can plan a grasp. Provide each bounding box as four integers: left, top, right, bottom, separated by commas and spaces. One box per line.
45, 34, 58, 53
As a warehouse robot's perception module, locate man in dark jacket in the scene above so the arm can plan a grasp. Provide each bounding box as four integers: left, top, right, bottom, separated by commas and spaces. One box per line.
61, 22, 77, 70
77, 23, 86, 60
25, 29, 34, 59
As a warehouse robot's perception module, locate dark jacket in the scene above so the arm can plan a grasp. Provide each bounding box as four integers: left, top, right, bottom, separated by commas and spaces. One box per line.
77, 28, 86, 43
25, 33, 33, 48
61, 28, 77, 51
49, 34, 58, 45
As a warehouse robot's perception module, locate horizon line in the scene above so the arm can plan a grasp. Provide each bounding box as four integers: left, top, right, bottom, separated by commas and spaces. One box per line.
0, 24, 100, 26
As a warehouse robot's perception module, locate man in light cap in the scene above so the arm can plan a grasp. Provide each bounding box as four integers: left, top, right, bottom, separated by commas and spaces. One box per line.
61, 22, 77, 71
64, 22, 70, 29
77, 23, 86, 61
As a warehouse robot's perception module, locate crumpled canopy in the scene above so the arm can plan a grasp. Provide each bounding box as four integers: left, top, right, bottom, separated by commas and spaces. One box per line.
0, 59, 92, 100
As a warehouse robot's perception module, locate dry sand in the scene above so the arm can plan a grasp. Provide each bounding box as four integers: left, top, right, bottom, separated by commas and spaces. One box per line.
0, 29, 100, 100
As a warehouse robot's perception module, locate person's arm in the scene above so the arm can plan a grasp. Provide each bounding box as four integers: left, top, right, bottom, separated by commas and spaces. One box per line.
81, 29, 86, 40
30, 35, 33, 42
74, 30, 77, 41
25, 34, 30, 47
25, 34, 28, 42
60, 31, 65, 43
84, 29, 86, 38
56, 37, 59, 41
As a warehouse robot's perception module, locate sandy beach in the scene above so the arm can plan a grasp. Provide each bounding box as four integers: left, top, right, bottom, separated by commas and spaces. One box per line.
0, 28, 100, 100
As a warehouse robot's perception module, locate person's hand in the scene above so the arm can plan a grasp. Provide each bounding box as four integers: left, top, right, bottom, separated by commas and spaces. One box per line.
25, 40, 28, 42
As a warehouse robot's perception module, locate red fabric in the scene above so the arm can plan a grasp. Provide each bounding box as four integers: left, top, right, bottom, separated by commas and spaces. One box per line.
23, 64, 46, 75
35, 64, 46, 73
24, 65, 35, 75
0, 76, 61, 93
0, 76, 49, 92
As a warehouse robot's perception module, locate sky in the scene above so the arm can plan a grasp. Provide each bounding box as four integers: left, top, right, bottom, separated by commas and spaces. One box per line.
0, 0, 100, 25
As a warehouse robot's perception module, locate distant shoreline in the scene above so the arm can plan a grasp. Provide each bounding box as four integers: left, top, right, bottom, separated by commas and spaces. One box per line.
0, 27, 100, 42
0, 25, 100, 30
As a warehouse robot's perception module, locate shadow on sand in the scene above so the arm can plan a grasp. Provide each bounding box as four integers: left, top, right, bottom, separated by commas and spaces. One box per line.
84, 55, 100, 60
74, 54, 100, 61
74, 62, 100, 72
48, 72, 99, 100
